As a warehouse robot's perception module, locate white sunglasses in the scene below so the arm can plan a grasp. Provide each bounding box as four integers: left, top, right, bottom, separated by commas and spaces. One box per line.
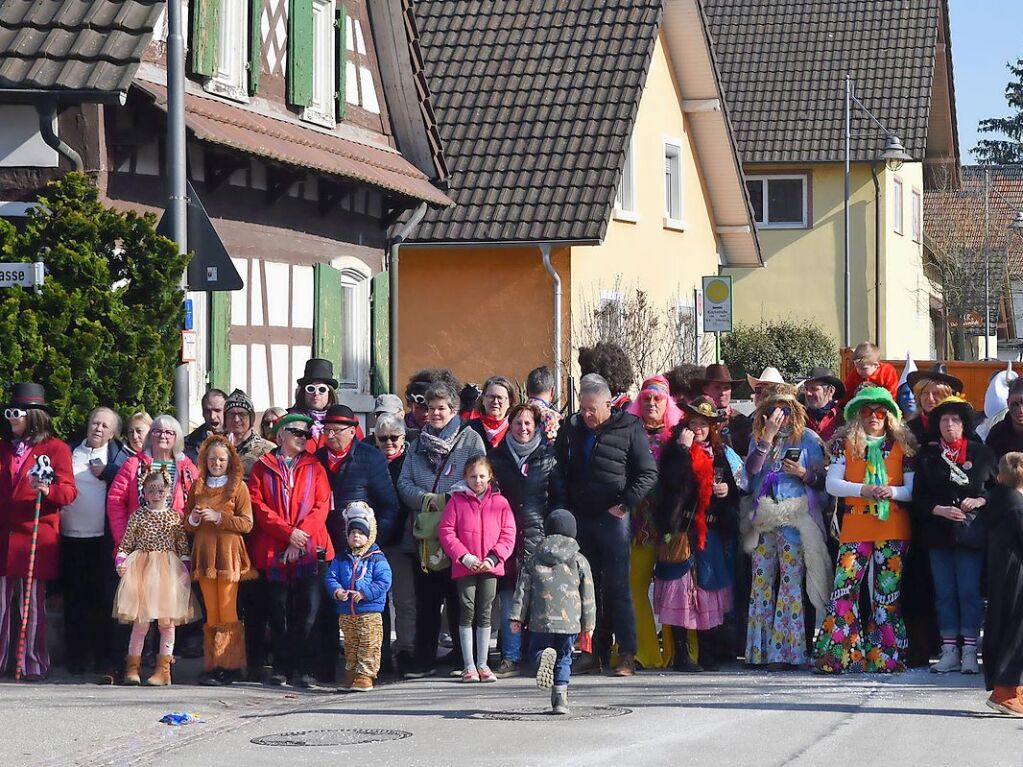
304, 384, 332, 395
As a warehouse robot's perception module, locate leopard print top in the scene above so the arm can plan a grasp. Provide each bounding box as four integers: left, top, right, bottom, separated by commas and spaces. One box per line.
118, 505, 190, 559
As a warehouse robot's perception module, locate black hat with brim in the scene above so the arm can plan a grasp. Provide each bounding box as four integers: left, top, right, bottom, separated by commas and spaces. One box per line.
7, 382, 53, 413
297, 358, 339, 389
905, 364, 964, 395
804, 367, 846, 400
928, 396, 975, 435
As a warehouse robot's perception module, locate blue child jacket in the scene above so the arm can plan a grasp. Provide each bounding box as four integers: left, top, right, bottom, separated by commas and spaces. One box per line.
323, 544, 392, 615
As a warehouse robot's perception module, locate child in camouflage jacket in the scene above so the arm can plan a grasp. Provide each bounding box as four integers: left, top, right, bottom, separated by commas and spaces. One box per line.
509, 509, 596, 715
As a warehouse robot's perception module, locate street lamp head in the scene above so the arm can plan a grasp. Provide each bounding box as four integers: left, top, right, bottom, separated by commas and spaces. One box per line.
1010, 210, 1023, 232
881, 135, 913, 171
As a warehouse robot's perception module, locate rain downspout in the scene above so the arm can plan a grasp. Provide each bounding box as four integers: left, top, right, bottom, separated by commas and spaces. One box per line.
388, 202, 428, 393
540, 243, 562, 406
37, 102, 83, 171
871, 163, 881, 349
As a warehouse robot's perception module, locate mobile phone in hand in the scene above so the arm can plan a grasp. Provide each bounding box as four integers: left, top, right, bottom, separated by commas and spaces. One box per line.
784, 448, 801, 463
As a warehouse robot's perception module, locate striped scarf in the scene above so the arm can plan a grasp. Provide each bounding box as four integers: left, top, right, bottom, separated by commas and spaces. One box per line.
266, 453, 318, 583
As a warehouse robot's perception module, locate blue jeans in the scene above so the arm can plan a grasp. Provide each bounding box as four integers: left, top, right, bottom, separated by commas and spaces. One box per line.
928, 547, 985, 638
530, 632, 576, 686
577, 512, 636, 659
499, 589, 522, 662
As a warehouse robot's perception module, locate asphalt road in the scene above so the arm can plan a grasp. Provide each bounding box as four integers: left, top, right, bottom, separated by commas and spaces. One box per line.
2, 664, 1017, 767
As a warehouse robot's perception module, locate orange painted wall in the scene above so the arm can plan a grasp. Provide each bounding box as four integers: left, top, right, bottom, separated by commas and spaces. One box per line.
397, 245, 572, 397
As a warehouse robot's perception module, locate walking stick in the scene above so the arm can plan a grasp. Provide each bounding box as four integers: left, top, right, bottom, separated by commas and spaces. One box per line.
15, 455, 53, 681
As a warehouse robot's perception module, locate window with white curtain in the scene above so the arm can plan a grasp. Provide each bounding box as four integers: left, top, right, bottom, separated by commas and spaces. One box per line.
614, 138, 638, 222
663, 139, 684, 229
302, 0, 337, 128
337, 262, 371, 392
205, 0, 248, 102
893, 177, 904, 235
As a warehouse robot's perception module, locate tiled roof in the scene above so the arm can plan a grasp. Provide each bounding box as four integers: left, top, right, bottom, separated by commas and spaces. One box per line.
0, 0, 164, 93
135, 80, 453, 207
410, 0, 663, 244
703, 0, 941, 164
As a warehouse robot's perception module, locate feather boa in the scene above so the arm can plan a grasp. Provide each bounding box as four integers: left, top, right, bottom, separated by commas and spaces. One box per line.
689, 444, 714, 550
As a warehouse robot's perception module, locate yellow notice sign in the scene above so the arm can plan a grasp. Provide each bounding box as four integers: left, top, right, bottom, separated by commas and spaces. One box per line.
702, 276, 732, 333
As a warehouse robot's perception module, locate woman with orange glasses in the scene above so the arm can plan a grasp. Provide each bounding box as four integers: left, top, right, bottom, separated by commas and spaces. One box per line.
814, 387, 916, 674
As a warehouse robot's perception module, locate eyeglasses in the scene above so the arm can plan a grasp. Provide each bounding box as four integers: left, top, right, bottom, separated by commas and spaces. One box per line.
323, 425, 355, 435
150, 429, 177, 437
859, 406, 888, 420
284, 427, 312, 439
484, 394, 508, 403
4, 408, 26, 420
304, 384, 331, 395
376, 434, 402, 443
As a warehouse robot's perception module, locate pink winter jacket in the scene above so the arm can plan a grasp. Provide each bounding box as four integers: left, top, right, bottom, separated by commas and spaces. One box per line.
439, 483, 517, 579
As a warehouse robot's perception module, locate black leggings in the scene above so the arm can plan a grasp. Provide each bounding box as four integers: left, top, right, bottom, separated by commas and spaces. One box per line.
266, 574, 322, 677
412, 566, 462, 668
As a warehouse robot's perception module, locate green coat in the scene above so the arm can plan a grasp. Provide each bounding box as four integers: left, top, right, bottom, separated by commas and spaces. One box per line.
510, 534, 596, 635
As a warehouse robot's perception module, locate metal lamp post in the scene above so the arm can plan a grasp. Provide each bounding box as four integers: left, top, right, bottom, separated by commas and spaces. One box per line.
843, 75, 912, 348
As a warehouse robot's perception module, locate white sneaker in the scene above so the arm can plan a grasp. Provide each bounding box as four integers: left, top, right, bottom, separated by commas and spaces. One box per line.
931, 644, 960, 673
961, 646, 979, 675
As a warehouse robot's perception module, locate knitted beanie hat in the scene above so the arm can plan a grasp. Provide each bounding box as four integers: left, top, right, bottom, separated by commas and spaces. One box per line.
223, 388, 255, 417
545, 508, 577, 539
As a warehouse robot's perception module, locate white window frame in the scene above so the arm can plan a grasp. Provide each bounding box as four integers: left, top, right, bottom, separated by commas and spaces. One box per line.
911, 189, 923, 243
663, 138, 685, 231
204, 0, 249, 102
892, 176, 904, 235
302, 0, 337, 129
333, 259, 372, 393
614, 137, 638, 223
745, 174, 809, 229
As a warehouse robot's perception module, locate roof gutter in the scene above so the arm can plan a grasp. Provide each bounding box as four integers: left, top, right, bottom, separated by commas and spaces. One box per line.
388, 202, 429, 392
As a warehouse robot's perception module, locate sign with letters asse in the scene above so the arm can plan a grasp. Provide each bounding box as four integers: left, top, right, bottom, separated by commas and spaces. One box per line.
0, 262, 44, 289
702, 275, 732, 333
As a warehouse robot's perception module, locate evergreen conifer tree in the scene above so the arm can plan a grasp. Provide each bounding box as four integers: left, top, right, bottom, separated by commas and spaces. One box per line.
973, 59, 1023, 164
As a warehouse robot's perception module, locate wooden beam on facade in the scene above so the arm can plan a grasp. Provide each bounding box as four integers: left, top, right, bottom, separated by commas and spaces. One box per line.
266, 167, 301, 204
317, 178, 355, 216
204, 153, 249, 193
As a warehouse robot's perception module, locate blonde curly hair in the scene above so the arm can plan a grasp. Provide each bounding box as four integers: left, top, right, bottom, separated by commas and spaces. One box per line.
752, 385, 806, 444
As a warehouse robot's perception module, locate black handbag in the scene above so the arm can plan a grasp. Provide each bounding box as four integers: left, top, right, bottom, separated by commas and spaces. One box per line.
953, 510, 988, 550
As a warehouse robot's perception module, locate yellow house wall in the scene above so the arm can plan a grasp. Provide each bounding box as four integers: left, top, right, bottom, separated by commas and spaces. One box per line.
570, 33, 721, 371
724, 162, 931, 357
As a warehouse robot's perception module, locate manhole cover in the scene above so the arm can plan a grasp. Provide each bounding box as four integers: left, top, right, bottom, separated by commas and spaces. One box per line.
251, 728, 412, 747
473, 705, 631, 722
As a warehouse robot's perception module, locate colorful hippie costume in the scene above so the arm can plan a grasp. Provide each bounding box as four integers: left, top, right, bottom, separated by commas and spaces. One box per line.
626, 375, 683, 669
653, 397, 741, 671
814, 387, 917, 673
184, 434, 255, 684
0, 384, 77, 680
741, 386, 831, 667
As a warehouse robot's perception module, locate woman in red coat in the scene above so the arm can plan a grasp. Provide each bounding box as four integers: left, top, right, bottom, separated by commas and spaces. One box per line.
0, 383, 77, 680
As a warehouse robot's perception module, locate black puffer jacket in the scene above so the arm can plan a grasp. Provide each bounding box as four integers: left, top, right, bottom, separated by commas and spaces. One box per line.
555, 410, 658, 519
912, 439, 998, 549
490, 440, 566, 563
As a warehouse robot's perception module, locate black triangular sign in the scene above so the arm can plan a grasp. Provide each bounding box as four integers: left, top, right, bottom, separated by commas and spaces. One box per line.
156, 182, 244, 291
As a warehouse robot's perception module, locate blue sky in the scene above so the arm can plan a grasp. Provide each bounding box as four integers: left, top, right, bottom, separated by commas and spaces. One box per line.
949, 0, 1021, 161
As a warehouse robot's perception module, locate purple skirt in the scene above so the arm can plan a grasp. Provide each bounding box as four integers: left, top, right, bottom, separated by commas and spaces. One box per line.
654, 573, 732, 630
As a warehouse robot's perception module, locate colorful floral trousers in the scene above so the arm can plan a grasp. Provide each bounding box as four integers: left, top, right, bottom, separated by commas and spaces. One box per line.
813, 539, 908, 673
745, 528, 808, 666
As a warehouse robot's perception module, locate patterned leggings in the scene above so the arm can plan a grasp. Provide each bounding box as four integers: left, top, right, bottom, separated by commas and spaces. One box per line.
813, 539, 907, 673
746, 529, 807, 666
340, 612, 383, 679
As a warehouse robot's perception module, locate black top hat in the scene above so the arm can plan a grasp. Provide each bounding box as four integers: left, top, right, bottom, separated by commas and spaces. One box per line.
905, 363, 964, 395
691, 364, 744, 390
804, 366, 846, 400
297, 358, 338, 389
324, 404, 359, 426
8, 382, 53, 413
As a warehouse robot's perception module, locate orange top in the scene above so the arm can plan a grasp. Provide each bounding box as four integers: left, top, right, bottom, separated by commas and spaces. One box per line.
841, 440, 912, 543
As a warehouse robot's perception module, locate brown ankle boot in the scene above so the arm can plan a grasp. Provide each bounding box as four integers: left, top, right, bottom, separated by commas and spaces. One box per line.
146, 654, 173, 686
124, 655, 142, 686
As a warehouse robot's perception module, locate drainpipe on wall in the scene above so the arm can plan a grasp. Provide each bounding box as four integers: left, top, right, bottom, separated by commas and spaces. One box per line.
388, 202, 428, 393
871, 163, 881, 349
540, 243, 562, 406
36, 102, 83, 171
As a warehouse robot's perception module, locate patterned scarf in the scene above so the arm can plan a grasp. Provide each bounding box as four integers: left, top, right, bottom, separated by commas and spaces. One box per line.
266, 452, 318, 583
864, 435, 890, 521
418, 416, 462, 468
941, 437, 968, 465
479, 414, 510, 447
308, 409, 327, 442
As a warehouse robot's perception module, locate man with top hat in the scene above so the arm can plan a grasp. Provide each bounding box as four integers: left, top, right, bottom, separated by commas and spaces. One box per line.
0, 383, 78, 680
801, 367, 846, 442
292, 358, 341, 451
247, 412, 333, 687
223, 389, 275, 479
692, 364, 752, 456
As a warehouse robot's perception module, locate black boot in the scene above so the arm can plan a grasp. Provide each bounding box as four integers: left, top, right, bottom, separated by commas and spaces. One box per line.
697, 631, 719, 671
672, 628, 703, 673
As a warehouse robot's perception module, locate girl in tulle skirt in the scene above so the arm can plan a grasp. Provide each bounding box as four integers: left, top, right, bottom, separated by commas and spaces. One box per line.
113, 467, 198, 686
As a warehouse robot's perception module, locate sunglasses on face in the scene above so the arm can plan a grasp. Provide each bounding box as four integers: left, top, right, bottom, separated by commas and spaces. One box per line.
304, 384, 331, 395
4, 408, 26, 420
376, 434, 402, 443
859, 406, 888, 420
284, 427, 312, 439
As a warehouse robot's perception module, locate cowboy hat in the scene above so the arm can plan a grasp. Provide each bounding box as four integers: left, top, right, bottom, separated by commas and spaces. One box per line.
681, 396, 726, 423
691, 363, 744, 390
802, 366, 846, 400
905, 363, 964, 395
747, 367, 786, 390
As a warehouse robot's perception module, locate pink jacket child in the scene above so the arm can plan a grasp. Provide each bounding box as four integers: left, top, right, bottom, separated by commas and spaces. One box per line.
439, 483, 517, 579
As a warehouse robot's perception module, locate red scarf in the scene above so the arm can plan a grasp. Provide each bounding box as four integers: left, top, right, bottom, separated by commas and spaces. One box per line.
941, 437, 967, 465
385, 448, 405, 463
325, 441, 353, 473
480, 415, 509, 447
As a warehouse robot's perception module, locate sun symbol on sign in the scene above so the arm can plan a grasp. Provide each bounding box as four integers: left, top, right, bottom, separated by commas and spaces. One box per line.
705, 279, 729, 303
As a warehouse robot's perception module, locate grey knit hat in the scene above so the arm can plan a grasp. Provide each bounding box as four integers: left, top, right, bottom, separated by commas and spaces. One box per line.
223, 388, 255, 417
545, 509, 577, 539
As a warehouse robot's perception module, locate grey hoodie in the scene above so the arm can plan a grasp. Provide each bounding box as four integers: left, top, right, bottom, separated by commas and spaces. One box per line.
510, 534, 596, 635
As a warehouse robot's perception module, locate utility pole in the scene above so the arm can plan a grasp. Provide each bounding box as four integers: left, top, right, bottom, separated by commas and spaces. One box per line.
984, 166, 991, 360
167, 0, 190, 426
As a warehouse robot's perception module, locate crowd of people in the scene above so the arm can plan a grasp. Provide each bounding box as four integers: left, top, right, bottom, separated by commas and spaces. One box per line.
1, 341, 1022, 717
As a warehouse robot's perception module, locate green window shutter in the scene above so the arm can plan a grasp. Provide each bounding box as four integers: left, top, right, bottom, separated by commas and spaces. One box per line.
248, 0, 264, 95
191, 0, 220, 77
370, 271, 389, 395
287, 0, 314, 107
335, 4, 347, 120
313, 263, 343, 377
209, 291, 232, 391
